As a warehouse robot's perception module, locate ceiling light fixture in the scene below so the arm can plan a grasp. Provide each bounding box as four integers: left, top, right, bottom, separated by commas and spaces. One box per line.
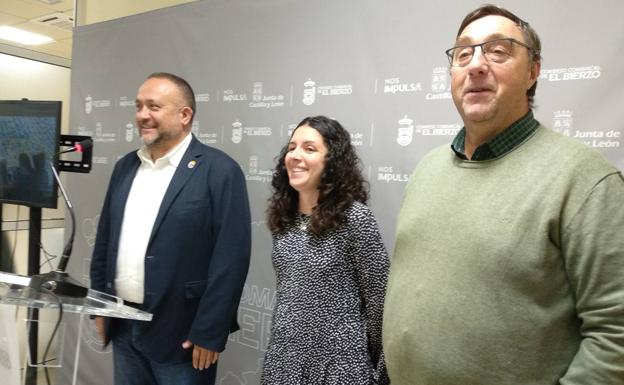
0, 26, 54, 45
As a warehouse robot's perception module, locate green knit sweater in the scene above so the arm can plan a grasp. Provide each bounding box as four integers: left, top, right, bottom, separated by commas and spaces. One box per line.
383, 125, 624, 385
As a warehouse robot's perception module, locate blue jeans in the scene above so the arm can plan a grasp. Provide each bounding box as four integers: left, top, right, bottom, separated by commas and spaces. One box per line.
112, 319, 217, 385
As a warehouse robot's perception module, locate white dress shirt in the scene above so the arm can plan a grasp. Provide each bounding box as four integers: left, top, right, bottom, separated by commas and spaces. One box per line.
115, 133, 192, 303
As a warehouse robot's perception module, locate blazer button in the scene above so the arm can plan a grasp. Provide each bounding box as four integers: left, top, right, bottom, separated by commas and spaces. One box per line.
106, 282, 112, 288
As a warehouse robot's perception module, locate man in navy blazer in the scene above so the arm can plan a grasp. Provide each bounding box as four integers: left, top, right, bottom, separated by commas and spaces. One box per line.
90, 72, 251, 385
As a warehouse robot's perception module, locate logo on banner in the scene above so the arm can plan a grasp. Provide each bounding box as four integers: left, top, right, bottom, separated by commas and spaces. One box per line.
252, 82, 262, 102
574, 129, 621, 148
192, 121, 218, 144
85, 96, 112, 112
125, 122, 134, 142
195, 93, 210, 102
77, 126, 93, 137
552, 110, 621, 148
426, 67, 452, 100
223, 89, 248, 103
302, 78, 352, 105
94, 122, 116, 143
286, 123, 297, 138
397, 115, 414, 146
81, 215, 100, 248
197, 133, 217, 144
377, 165, 409, 183
85, 96, 92, 114
218, 358, 264, 385
82, 317, 113, 354
245, 155, 273, 183
118, 96, 135, 108
249, 81, 286, 109
350, 132, 364, 147
92, 156, 109, 165
244, 126, 272, 136
232, 120, 243, 144
383, 77, 422, 94
414, 123, 461, 136
229, 283, 275, 351
303, 79, 316, 105
231, 120, 273, 143
540, 65, 601, 82
395, 115, 460, 146
249, 156, 258, 175
552, 110, 573, 137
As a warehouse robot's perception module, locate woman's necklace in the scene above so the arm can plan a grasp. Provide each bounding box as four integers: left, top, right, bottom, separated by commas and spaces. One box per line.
298, 214, 310, 231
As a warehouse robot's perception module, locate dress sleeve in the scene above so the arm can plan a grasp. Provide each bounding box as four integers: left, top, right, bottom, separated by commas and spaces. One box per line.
349, 204, 391, 385
559, 172, 624, 383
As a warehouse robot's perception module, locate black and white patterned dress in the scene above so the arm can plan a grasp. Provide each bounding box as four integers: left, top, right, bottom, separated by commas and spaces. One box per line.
261, 201, 390, 385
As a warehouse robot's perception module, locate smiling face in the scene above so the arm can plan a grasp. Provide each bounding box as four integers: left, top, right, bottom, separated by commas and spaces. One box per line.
284, 124, 328, 199
450, 15, 539, 133
135, 77, 193, 159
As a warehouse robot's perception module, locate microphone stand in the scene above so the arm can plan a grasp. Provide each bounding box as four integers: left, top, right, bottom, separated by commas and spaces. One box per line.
28, 161, 88, 297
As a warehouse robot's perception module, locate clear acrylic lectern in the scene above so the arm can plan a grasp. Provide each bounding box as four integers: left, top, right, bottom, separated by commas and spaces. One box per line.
0, 271, 152, 385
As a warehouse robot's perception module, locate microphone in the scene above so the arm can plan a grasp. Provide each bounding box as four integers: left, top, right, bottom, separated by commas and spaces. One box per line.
57, 138, 93, 155
50, 160, 76, 273
28, 150, 89, 297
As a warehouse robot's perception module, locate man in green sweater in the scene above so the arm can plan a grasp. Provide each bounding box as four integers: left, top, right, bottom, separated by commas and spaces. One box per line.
383, 5, 624, 385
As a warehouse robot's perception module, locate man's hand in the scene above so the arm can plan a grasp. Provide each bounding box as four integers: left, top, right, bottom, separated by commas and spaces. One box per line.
182, 340, 220, 370
94, 316, 106, 343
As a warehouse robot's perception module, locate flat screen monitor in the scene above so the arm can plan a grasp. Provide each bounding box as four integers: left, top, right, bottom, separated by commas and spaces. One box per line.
0, 100, 61, 209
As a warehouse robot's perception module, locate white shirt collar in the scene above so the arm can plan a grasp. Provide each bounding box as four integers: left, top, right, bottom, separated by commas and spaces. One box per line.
136, 132, 193, 168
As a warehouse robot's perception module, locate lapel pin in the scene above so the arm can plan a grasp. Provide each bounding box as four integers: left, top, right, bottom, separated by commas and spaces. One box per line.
187, 160, 197, 169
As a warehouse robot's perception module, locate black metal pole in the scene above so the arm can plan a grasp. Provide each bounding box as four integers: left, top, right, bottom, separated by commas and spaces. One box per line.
26, 207, 41, 385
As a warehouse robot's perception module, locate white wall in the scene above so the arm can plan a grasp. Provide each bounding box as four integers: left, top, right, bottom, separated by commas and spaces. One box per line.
0, 53, 70, 129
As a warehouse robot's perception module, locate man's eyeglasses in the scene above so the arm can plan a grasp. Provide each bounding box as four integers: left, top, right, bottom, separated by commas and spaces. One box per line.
445, 38, 535, 67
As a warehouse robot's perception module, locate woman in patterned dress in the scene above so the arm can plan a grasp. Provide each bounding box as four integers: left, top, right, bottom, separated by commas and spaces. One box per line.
261, 116, 390, 385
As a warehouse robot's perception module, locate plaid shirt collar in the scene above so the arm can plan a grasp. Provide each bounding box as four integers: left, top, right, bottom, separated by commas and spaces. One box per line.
451, 111, 539, 161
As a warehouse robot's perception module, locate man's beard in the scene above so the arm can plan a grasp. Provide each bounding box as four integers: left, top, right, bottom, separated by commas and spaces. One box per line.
140, 129, 161, 147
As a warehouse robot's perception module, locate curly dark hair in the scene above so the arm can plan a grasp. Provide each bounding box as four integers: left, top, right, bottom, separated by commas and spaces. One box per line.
267, 116, 368, 237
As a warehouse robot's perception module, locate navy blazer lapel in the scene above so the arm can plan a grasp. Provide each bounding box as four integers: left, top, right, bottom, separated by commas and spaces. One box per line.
148, 136, 203, 245
118, 156, 141, 201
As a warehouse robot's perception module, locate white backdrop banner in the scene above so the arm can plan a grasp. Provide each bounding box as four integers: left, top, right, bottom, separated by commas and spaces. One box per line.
61, 1, 624, 384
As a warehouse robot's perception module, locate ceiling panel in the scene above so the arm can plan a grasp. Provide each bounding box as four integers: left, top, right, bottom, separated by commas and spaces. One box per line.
1, 0, 54, 19
35, 37, 71, 58
21, 0, 74, 13
19, 20, 73, 39
0, 0, 73, 61
0, 11, 26, 25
